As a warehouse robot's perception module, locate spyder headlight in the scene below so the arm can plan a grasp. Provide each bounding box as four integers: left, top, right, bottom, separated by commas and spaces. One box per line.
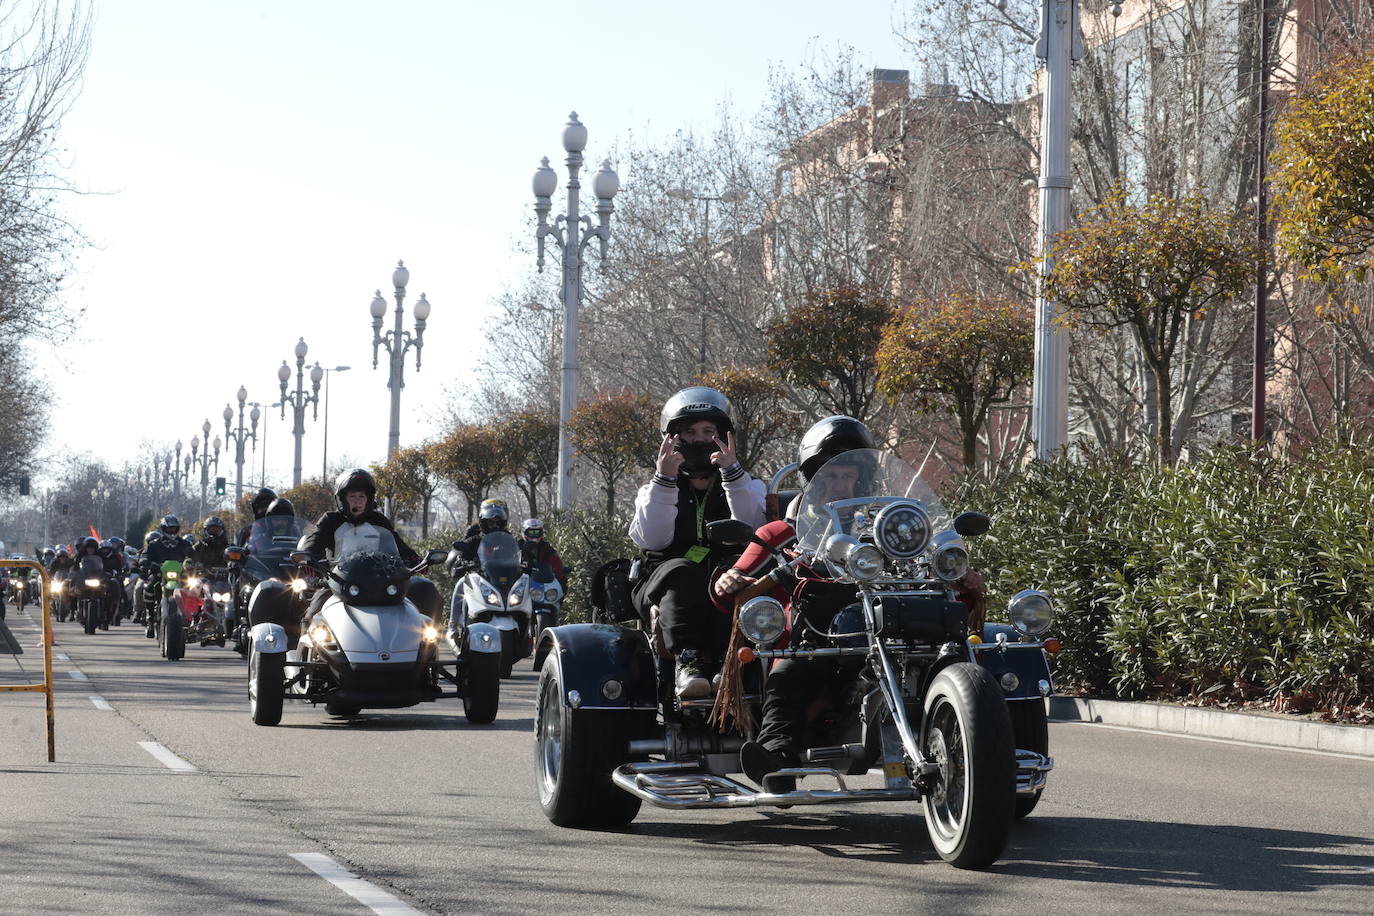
422, 624, 439, 642
929, 531, 969, 582
530, 585, 545, 603
738, 596, 786, 648
307, 615, 336, 646
479, 581, 502, 606
84, 578, 103, 588
290, 578, 307, 593
873, 500, 931, 559
1008, 589, 1055, 637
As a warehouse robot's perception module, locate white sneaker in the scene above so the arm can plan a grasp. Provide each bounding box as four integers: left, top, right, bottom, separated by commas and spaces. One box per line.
675, 667, 710, 699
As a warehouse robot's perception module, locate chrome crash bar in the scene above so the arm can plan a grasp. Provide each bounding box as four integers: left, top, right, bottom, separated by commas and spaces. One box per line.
613, 761, 918, 809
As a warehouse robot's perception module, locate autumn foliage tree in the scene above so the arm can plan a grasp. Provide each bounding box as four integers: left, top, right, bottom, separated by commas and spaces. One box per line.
493, 408, 558, 518
429, 424, 507, 522
1271, 54, 1374, 282
280, 480, 334, 522
568, 393, 658, 517
767, 286, 897, 429
1039, 191, 1254, 464
877, 291, 1034, 470
372, 445, 442, 537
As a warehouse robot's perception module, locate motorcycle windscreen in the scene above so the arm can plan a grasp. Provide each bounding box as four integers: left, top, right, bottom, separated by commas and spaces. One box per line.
246, 515, 311, 581
78, 556, 105, 576
477, 531, 521, 591
794, 448, 951, 554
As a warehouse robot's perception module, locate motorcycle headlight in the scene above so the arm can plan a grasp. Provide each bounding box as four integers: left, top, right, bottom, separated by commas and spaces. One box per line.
214, 592, 231, 603
84, 578, 103, 588
422, 624, 439, 642
845, 543, 884, 582
1008, 589, 1055, 637
480, 582, 502, 606
308, 615, 336, 646
165, 571, 177, 580
738, 596, 786, 648
873, 500, 931, 559
929, 531, 969, 582
507, 574, 529, 607
529, 585, 545, 603
291, 578, 307, 593
51, 581, 64, 594
186, 576, 200, 589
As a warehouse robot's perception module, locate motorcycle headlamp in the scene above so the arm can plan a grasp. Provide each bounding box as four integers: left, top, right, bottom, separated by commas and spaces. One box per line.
186, 576, 200, 589
422, 624, 439, 642
479, 580, 502, 606
507, 574, 530, 607
308, 615, 336, 647
738, 596, 786, 648
846, 543, 884, 581
1008, 589, 1055, 637
929, 531, 969, 582
291, 578, 307, 593
84, 578, 103, 588
214, 592, 231, 603
873, 500, 931, 559
51, 580, 64, 594
529, 584, 545, 603
165, 570, 178, 580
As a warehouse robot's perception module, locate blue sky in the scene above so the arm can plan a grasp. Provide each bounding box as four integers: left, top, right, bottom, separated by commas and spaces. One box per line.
47, 0, 912, 492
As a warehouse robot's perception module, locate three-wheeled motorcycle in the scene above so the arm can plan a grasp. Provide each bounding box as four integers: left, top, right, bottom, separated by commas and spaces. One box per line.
532, 450, 1057, 869
246, 531, 502, 726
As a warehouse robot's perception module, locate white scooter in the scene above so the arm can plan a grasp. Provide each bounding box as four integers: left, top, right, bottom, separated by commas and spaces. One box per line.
247, 531, 502, 726
448, 530, 531, 679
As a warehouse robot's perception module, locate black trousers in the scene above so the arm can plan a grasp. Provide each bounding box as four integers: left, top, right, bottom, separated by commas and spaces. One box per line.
755, 655, 848, 755
632, 559, 731, 659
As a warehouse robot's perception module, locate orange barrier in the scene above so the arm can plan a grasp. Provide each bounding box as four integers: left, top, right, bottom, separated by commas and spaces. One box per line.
0, 559, 54, 761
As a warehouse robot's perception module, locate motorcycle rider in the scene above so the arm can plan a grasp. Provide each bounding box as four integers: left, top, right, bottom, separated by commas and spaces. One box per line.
236, 487, 279, 546
47, 544, 75, 619
518, 518, 566, 587
144, 516, 195, 564
299, 468, 421, 620
191, 516, 230, 568
629, 387, 767, 700
712, 416, 988, 786
453, 500, 511, 565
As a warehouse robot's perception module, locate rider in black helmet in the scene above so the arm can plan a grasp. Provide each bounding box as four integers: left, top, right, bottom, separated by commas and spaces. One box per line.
145, 515, 194, 564
191, 516, 230, 568
628, 386, 767, 700
236, 487, 279, 545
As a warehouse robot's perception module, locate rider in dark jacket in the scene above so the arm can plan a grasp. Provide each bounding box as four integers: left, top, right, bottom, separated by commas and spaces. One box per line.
145, 516, 195, 565
191, 517, 230, 568
236, 488, 279, 546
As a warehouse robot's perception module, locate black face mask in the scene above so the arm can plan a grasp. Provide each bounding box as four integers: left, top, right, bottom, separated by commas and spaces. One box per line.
676, 440, 716, 474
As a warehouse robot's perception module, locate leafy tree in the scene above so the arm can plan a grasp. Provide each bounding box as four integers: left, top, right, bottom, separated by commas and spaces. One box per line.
698, 366, 804, 473
372, 445, 442, 537
877, 291, 1034, 470
1038, 191, 1253, 464
766, 286, 896, 428
1272, 54, 1374, 282
568, 393, 658, 517
429, 423, 507, 522
493, 408, 558, 518
280, 481, 334, 521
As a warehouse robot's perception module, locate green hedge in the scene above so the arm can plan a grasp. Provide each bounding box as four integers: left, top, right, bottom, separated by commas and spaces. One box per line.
958, 440, 1374, 712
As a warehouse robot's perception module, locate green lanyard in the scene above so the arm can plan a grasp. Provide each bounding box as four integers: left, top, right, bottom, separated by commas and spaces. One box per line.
693, 479, 716, 544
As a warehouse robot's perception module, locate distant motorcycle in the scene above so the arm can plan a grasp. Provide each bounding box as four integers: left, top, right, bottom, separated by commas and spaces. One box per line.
449, 531, 531, 679
72, 556, 110, 635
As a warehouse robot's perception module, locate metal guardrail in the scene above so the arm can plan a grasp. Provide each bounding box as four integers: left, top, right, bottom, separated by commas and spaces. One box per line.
0, 559, 54, 761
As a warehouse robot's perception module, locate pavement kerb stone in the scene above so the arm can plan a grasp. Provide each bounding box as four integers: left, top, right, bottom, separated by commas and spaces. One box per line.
1049, 696, 1374, 759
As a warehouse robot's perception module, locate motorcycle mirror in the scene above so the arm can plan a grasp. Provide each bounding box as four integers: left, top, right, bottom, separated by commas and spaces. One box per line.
290, 550, 310, 564
424, 548, 448, 567
224, 546, 245, 564
954, 512, 991, 537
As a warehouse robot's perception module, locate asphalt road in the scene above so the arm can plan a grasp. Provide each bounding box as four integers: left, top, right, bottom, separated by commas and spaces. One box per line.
3, 604, 1372, 915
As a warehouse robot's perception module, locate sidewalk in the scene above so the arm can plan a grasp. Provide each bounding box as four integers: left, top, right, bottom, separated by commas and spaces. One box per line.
1050, 696, 1374, 759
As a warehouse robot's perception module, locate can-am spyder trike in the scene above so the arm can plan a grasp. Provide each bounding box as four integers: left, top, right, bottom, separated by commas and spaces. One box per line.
245, 532, 503, 726
532, 449, 1057, 869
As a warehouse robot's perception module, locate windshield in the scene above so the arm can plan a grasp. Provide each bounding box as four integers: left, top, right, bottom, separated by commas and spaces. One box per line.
245, 515, 311, 581
333, 523, 399, 562
478, 531, 521, 589
794, 448, 949, 555
78, 555, 104, 575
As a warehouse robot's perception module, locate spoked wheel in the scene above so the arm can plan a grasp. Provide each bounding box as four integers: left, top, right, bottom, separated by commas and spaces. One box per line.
920, 663, 1016, 870
534, 661, 646, 827
1008, 699, 1049, 819
249, 648, 285, 726
462, 649, 500, 724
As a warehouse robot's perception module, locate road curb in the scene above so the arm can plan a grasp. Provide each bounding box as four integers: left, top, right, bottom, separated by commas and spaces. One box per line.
1049, 696, 1374, 759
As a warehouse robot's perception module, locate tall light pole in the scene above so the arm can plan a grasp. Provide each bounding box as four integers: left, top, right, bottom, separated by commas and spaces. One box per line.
532, 112, 620, 509
278, 338, 323, 488
666, 186, 743, 376
319, 365, 352, 482
171, 440, 185, 514
1020, 0, 1098, 459
223, 385, 259, 502
189, 419, 222, 522
370, 262, 430, 462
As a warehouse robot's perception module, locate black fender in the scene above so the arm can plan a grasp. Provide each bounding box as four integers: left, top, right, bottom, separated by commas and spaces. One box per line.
406, 575, 442, 622
248, 579, 295, 627
537, 623, 657, 710
976, 623, 1054, 701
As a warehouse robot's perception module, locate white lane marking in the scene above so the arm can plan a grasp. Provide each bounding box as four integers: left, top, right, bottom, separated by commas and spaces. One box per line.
1054, 719, 1374, 763
137, 741, 197, 772
68, 670, 88, 681
55, 653, 70, 661
89, 695, 112, 711
291, 853, 422, 915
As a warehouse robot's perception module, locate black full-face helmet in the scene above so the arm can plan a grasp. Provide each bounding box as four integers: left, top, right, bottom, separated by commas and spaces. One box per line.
660, 387, 734, 437
334, 468, 378, 513
203, 517, 226, 539
250, 487, 278, 518
797, 416, 878, 483
79, 536, 99, 554
159, 515, 181, 537
265, 497, 295, 517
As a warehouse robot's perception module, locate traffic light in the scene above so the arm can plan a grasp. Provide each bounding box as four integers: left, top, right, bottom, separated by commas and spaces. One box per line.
61, 503, 70, 515
215, 476, 226, 496
18, 475, 29, 496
